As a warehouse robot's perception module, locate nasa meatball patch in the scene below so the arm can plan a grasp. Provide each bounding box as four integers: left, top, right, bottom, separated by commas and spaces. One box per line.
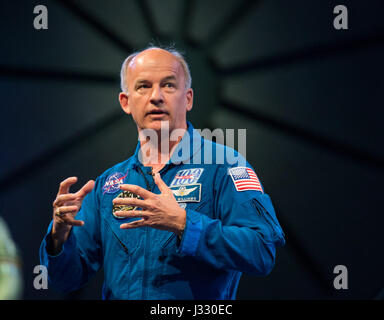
102, 171, 127, 194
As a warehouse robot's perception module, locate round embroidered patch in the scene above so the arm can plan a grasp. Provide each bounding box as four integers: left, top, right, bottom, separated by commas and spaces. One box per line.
102, 172, 126, 194
112, 190, 140, 219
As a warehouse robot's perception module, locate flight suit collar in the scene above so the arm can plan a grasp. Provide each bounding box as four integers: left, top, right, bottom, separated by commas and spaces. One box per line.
128, 121, 203, 170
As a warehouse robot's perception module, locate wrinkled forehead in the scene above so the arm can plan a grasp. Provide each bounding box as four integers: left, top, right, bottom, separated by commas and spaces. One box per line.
127, 49, 184, 82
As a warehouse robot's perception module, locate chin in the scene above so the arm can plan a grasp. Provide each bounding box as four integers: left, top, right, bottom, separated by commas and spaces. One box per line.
142, 120, 166, 132
152, 120, 165, 129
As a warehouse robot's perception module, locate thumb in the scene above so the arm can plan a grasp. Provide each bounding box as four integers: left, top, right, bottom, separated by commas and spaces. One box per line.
153, 173, 169, 194
76, 180, 95, 199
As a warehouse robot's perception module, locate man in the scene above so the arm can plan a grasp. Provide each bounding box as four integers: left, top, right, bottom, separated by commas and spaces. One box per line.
40, 46, 285, 299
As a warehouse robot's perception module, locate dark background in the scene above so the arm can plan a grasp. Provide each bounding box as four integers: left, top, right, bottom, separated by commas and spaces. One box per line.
0, 0, 383, 300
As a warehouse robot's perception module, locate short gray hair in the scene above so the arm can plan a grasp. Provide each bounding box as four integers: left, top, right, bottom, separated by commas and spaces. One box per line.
120, 46, 192, 93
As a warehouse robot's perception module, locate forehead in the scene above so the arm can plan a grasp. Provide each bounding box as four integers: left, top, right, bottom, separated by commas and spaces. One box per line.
127, 49, 184, 83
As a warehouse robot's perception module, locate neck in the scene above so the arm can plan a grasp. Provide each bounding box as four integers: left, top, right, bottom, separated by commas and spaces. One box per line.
137, 124, 187, 171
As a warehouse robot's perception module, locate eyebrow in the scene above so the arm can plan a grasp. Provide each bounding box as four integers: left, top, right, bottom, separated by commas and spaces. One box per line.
135, 79, 150, 85
161, 76, 177, 82
135, 76, 177, 85
134, 75, 179, 90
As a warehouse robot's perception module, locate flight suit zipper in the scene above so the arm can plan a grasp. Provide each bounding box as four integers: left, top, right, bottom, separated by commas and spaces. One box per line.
137, 165, 154, 300
137, 165, 173, 299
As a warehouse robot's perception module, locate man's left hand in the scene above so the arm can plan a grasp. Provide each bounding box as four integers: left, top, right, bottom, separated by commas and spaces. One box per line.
113, 173, 186, 237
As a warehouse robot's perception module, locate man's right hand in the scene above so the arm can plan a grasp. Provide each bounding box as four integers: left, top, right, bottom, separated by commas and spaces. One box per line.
49, 177, 95, 254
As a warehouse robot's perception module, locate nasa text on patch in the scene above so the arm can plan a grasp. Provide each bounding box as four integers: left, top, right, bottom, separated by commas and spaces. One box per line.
102, 171, 128, 194
170, 168, 204, 187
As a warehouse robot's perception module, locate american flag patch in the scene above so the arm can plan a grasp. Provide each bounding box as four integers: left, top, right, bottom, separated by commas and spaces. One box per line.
228, 167, 263, 192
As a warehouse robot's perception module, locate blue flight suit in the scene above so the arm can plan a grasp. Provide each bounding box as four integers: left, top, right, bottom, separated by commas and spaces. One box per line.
40, 122, 285, 299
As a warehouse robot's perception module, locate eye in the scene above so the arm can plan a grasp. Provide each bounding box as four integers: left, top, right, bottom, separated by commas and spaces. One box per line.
164, 82, 176, 88
136, 83, 150, 90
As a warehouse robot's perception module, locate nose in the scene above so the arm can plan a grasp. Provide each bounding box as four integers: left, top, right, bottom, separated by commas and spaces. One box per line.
150, 85, 164, 106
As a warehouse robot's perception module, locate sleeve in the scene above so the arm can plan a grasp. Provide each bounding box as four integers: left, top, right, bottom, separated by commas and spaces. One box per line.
39, 178, 103, 293
177, 164, 285, 276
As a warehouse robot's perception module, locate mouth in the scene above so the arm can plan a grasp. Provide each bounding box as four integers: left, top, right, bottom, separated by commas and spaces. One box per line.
146, 109, 169, 117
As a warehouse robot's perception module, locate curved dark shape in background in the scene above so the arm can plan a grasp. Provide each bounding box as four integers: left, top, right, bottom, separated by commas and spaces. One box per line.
0, 0, 383, 299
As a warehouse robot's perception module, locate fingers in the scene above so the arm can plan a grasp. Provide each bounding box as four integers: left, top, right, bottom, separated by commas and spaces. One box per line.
54, 178, 94, 208
112, 197, 146, 208
53, 177, 93, 229
153, 173, 170, 194
53, 193, 77, 207
54, 205, 79, 216
120, 218, 146, 229
54, 209, 84, 227
119, 174, 170, 199
57, 177, 78, 196
114, 210, 149, 219
62, 218, 84, 227
119, 184, 153, 199
115, 210, 149, 229
75, 180, 95, 199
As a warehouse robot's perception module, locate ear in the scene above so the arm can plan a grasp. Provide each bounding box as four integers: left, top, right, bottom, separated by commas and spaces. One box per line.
119, 92, 131, 114
186, 88, 193, 112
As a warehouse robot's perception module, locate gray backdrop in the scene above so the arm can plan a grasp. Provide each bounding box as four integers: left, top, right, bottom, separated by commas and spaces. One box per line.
0, 0, 383, 299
